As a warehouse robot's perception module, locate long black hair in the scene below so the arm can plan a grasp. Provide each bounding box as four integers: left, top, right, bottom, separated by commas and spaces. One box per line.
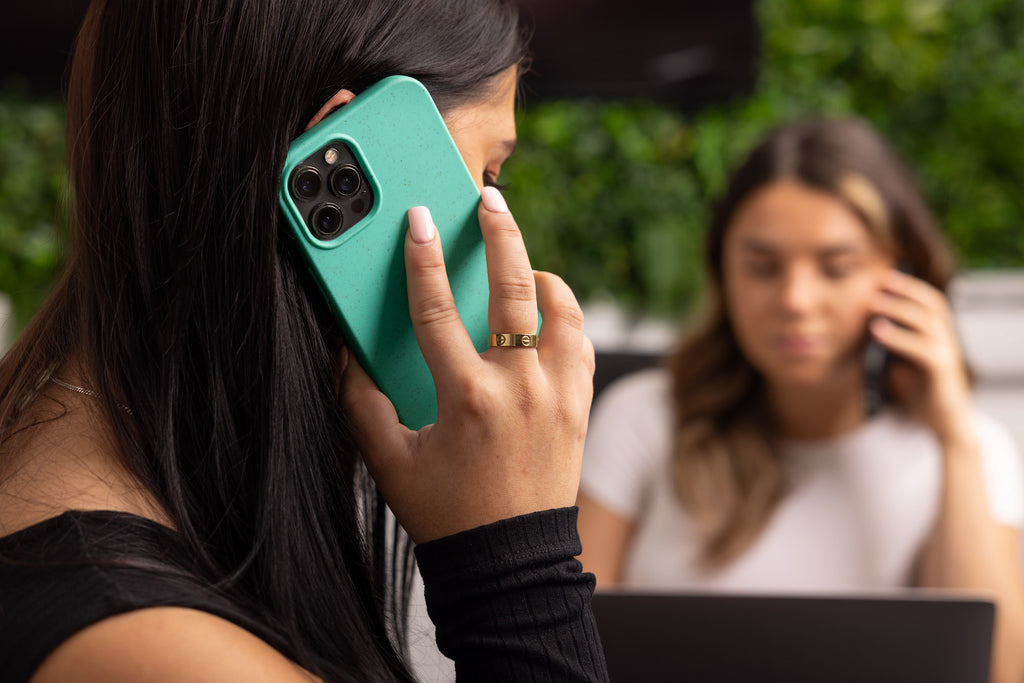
0, 0, 526, 680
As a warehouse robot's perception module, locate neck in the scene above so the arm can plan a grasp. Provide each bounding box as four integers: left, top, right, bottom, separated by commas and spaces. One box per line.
0, 374, 172, 536
767, 372, 867, 440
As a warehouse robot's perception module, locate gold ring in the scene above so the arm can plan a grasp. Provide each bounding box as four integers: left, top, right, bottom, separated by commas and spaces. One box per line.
489, 333, 538, 348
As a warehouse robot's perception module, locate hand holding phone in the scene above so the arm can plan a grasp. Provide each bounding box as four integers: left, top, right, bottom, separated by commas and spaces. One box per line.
860, 264, 970, 436
342, 195, 595, 543
867, 266, 972, 442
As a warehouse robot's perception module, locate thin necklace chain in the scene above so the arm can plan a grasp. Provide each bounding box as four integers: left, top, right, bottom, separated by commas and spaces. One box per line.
51, 377, 134, 415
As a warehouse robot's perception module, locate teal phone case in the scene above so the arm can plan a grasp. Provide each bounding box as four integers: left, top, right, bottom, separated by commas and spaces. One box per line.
279, 76, 489, 430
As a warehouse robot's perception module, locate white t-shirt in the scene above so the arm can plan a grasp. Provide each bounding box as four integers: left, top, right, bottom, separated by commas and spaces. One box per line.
581, 369, 1024, 592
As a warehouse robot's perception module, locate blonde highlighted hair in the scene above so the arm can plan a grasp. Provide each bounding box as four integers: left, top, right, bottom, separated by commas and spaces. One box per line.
669, 117, 957, 566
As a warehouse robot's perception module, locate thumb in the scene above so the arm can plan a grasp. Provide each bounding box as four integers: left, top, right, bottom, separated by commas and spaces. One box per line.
341, 355, 415, 486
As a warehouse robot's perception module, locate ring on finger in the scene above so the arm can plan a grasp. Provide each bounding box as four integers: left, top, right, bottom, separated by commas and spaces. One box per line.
489, 333, 538, 348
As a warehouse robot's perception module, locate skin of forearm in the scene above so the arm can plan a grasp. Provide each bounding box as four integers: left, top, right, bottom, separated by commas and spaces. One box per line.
918, 433, 1024, 683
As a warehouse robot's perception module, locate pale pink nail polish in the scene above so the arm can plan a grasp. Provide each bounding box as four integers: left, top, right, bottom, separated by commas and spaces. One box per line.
481, 186, 510, 214
408, 206, 435, 244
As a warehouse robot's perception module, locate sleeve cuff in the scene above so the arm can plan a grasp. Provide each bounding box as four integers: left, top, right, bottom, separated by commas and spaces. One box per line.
415, 507, 582, 583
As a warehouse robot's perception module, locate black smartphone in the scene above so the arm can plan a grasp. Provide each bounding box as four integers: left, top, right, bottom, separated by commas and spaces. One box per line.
862, 264, 913, 417
862, 335, 890, 418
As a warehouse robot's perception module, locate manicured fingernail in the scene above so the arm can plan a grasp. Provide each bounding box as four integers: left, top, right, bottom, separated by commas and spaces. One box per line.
408, 206, 435, 244
481, 186, 509, 214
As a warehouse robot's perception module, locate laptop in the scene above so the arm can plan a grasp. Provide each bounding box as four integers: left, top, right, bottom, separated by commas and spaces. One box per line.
591, 590, 994, 683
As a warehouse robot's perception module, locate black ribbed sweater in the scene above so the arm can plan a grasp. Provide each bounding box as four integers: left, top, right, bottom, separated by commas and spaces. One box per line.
0, 507, 608, 682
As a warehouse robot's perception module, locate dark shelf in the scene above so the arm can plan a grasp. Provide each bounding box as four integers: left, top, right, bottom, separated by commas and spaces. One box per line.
2, 1, 758, 106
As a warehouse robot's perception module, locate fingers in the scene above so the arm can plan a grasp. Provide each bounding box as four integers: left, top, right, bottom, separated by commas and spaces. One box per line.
479, 187, 538, 336
360, 198, 596, 543
536, 270, 595, 429
870, 269, 959, 360
870, 273, 972, 438
405, 206, 480, 377
868, 316, 929, 367
340, 355, 414, 483
575, 334, 597, 423
869, 270, 963, 374
535, 270, 588, 377
873, 269, 951, 331
879, 268, 945, 303
581, 335, 597, 382
871, 296, 932, 337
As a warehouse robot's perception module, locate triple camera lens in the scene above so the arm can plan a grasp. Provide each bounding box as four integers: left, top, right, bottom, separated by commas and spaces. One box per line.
330, 166, 361, 197
311, 203, 344, 239
291, 167, 322, 201
289, 151, 371, 242
291, 165, 361, 202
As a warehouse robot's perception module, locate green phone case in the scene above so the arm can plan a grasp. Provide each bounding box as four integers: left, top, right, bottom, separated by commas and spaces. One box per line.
279, 76, 490, 430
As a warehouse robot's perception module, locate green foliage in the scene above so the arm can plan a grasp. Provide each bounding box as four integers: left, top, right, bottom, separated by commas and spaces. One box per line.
507, 102, 706, 318
0, 83, 66, 331
504, 0, 1024, 318
3, 0, 1024, 327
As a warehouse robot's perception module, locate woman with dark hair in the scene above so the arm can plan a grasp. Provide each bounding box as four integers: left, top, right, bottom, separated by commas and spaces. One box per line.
0, 1, 606, 682
577, 117, 1024, 683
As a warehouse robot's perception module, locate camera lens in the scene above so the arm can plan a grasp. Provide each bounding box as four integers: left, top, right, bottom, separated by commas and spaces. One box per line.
330, 165, 361, 197
291, 166, 322, 201
311, 203, 344, 239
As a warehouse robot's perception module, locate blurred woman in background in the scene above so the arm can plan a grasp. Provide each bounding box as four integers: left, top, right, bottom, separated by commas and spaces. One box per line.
577, 117, 1024, 683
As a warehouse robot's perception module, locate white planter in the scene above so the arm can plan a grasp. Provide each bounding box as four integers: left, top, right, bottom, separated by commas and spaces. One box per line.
0, 292, 10, 355
582, 298, 679, 354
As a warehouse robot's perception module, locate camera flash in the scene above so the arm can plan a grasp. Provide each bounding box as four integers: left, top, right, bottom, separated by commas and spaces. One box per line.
324, 148, 340, 165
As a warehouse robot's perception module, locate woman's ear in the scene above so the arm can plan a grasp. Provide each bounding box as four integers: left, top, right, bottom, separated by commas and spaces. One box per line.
306, 89, 356, 131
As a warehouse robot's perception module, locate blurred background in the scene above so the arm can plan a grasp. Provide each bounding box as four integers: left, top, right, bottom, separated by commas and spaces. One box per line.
510, 0, 1024, 321
2, 0, 1024, 408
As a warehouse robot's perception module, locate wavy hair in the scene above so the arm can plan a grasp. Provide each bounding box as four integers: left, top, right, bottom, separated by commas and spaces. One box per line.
0, 0, 526, 680
667, 117, 957, 567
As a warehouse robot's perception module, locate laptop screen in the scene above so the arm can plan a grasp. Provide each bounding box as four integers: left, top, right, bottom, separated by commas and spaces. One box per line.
592, 591, 994, 683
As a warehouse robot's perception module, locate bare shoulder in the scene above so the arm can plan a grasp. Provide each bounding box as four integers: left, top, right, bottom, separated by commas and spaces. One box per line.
0, 388, 172, 536
30, 607, 322, 683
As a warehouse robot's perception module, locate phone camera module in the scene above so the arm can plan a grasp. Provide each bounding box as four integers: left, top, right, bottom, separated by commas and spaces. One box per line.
291, 166, 322, 201
329, 165, 361, 197
311, 203, 344, 239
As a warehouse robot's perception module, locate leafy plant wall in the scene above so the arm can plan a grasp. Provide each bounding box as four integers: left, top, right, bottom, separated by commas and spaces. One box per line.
0, 86, 65, 333
503, 0, 1024, 320
2, 0, 1023, 334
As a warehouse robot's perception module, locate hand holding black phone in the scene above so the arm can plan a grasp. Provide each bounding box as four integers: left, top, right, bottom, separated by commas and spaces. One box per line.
862, 264, 914, 417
